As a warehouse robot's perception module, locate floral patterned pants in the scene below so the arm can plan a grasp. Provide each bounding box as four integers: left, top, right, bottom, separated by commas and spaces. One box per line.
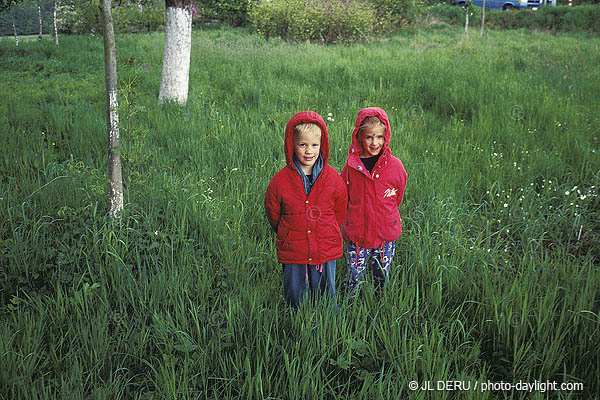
343, 241, 395, 296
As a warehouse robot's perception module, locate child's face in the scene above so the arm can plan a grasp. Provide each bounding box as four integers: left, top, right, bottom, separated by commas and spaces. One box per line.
294, 129, 321, 174
359, 126, 385, 157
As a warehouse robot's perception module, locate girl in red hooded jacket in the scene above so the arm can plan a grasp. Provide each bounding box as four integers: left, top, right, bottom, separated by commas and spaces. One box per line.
264, 111, 347, 309
341, 107, 407, 295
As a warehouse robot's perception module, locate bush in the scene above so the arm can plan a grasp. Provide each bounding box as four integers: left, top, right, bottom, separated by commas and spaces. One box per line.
486, 5, 600, 32
56, 0, 102, 34
56, 0, 165, 34
0, 2, 54, 37
197, 0, 256, 27
113, 5, 165, 33
560, 5, 600, 31
250, 0, 377, 44
426, 4, 600, 33
424, 3, 481, 26
371, 0, 428, 32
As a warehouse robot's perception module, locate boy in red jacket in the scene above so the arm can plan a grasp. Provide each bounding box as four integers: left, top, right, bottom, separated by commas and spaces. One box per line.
264, 111, 347, 309
341, 107, 407, 296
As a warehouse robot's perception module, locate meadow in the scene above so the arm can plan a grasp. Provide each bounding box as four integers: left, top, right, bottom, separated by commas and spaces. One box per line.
1, 26, 599, 398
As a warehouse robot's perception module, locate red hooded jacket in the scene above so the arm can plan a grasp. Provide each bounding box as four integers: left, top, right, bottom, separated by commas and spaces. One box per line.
341, 107, 407, 248
264, 111, 347, 265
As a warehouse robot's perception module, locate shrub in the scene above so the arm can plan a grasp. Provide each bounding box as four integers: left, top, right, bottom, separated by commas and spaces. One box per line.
425, 3, 481, 26
370, 0, 428, 32
113, 5, 165, 33
56, 0, 165, 34
0, 1, 54, 36
425, 4, 600, 33
56, 0, 102, 34
250, 0, 377, 44
560, 5, 600, 32
485, 5, 600, 32
198, 0, 256, 26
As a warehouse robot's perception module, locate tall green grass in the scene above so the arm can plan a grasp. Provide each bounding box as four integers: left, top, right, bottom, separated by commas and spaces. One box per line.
1, 26, 599, 398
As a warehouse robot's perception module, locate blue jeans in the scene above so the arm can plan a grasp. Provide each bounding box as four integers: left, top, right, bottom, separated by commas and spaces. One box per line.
283, 260, 336, 309
343, 241, 395, 296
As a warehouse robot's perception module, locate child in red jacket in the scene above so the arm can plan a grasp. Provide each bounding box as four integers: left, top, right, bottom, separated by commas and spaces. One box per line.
341, 107, 407, 296
264, 111, 347, 309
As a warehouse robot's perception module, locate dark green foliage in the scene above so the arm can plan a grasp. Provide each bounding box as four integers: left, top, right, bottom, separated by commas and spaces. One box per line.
425, 3, 482, 25
54, 0, 165, 34
250, 0, 378, 44
427, 4, 600, 32
0, 1, 53, 36
197, 0, 256, 26
249, 0, 431, 43
371, 0, 428, 31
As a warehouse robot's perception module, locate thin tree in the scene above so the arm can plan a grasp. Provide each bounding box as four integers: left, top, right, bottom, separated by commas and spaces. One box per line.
100, 0, 124, 221
7, 0, 19, 46
464, 0, 471, 35
158, 0, 193, 104
480, 0, 486, 36
53, 0, 58, 44
37, 0, 42, 40
465, 1, 470, 35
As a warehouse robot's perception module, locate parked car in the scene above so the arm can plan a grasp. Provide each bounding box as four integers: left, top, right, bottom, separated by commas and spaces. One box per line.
452, 0, 546, 10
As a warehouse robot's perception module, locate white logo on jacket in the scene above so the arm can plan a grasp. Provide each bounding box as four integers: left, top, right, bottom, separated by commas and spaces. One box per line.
383, 188, 397, 198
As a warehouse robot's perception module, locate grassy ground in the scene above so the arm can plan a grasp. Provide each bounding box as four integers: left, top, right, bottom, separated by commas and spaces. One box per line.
0, 26, 599, 398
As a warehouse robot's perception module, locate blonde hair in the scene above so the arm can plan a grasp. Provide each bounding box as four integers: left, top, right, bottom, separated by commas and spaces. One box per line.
294, 122, 322, 139
357, 116, 385, 139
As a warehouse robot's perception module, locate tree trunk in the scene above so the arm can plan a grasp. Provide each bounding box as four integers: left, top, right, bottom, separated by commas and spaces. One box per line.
53, 0, 58, 44
464, 7, 469, 34
38, 1, 43, 40
10, 5, 18, 46
100, 0, 124, 221
158, 0, 193, 105
480, 0, 486, 36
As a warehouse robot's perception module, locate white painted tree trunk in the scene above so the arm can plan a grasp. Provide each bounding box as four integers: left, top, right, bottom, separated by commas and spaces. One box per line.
100, 0, 124, 221
53, 0, 58, 45
158, 5, 192, 104
480, 0, 486, 36
38, 1, 43, 40
10, 5, 18, 46
464, 8, 469, 34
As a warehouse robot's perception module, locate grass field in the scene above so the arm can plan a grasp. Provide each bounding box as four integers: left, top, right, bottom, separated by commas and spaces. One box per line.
1, 26, 599, 398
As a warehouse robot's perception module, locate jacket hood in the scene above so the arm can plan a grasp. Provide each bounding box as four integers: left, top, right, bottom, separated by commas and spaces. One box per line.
346, 107, 391, 172
349, 107, 391, 157
284, 111, 330, 168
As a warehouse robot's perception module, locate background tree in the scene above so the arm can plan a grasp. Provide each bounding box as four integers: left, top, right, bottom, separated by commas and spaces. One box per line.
0, 0, 21, 45
158, 0, 193, 104
100, 0, 124, 221
53, 0, 58, 44
37, 0, 42, 39
480, 0, 486, 36
464, 0, 471, 34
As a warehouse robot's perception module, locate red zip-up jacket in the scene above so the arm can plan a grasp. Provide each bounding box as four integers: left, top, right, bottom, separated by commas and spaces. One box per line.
341, 107, 407, 248
264, 111, 347, 265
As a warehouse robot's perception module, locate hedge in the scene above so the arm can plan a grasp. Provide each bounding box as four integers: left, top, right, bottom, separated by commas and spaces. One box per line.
427, 4, 600, 33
